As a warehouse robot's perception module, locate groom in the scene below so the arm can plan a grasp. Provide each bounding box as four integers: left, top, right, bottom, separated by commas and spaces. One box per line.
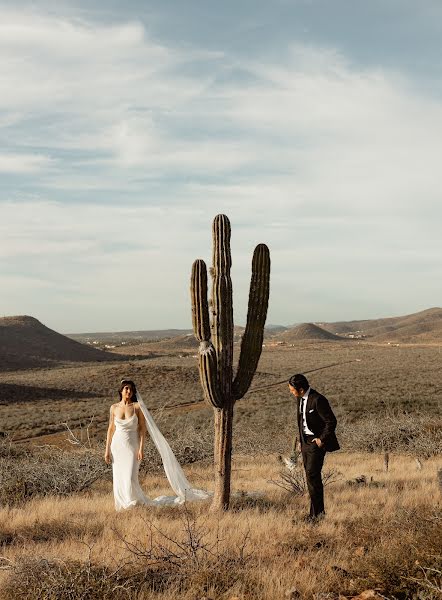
289, 374, 340, 521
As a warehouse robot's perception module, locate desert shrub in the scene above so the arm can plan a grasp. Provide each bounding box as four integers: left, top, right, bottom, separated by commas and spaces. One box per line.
1, 520, 103, 547
0, 437, 28, 459
342, 508, 442, 598
1, 557, 149, 600
2, 552, 255, 600
117, 507, 256, 597
268, 453, 342, 497
140, 421, 213, 475
160, 411, 294, 462
2, 509, 257, 600
0, 439, 109, 506
231, 491, 287, 513
342, 413, 442, 458
233, 420, 295, 456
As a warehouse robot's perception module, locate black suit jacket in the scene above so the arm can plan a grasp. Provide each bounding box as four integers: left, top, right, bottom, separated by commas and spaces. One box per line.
297, 389, 340, 452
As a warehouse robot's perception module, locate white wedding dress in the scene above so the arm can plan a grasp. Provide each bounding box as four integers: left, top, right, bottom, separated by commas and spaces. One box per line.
111, 392, 210, 511
111, 413, 151, 510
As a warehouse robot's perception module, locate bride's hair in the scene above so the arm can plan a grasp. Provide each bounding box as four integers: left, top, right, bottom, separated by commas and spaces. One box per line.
119, 379, 138, 402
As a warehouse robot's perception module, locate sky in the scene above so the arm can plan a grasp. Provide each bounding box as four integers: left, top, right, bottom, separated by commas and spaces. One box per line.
1, 0, 441, 333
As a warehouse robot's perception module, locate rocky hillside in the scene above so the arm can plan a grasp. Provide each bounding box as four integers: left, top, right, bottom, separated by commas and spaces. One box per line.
0, 316, 122, 370
321, 307, 442, 343
274, 322, 344, 343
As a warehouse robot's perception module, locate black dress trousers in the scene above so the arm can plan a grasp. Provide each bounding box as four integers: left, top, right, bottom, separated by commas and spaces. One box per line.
301, 437, 326, 518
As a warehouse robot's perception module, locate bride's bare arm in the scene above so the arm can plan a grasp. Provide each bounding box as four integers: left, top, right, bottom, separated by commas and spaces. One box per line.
137, 406, 147, 461
104, 405, 115, 463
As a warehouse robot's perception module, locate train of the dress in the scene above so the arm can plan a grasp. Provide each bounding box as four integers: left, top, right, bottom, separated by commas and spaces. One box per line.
137, 390, 211, 505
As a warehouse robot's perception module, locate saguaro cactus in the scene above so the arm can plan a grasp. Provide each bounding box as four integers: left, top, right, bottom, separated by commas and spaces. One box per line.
191, 214, 270, 511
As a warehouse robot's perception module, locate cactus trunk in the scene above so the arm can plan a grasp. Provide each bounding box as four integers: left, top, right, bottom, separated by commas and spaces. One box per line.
212, 404, 234, 511
190, 214, 270, 511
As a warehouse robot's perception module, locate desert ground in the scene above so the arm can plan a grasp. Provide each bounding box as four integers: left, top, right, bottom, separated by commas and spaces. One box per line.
0, 335, 441, 599
1, 340, 441, 444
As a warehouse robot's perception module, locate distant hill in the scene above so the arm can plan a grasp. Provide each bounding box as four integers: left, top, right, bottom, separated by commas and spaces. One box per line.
139, 326, 247, 353
68, 329, 193, 345
69, 325, 284, 345
147, 333, 199, 351
321, 307, 442, 343
264, 324, 288, 338
65, 307, 441, 354
0, 316, 122, 370
275, 323, 343, 343
75, 325, 250, 355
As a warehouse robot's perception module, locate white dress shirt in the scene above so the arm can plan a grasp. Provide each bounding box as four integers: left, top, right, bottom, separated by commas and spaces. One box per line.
301, 387, 315, 436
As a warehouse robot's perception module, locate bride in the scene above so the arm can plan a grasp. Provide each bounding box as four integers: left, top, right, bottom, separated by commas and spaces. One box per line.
104, 379, 209, 510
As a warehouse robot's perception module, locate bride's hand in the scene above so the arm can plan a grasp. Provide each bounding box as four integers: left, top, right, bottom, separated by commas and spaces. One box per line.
137, 449, 143, 462
104, 450, 111, 464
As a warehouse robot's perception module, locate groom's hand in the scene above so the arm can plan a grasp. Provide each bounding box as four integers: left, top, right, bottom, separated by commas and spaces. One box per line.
312, 438, 323, 448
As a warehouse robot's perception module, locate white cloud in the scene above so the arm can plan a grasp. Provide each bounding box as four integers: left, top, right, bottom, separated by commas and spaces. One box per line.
2, 6, 441, 198
0, 9, 215, 175
0, 153, 53, 173
0, 7, 441, 329
221, 49, 442, 215
0, 198, 212, 330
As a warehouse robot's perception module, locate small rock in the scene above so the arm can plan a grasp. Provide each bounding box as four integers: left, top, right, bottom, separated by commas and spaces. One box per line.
285, 588, 301, 599
347, 475, 367, 486
331, 565, 350, 576
351, 591, 382, 599
0, 533, 14, 546
297, 557, 308, 568
353, 546, 366, 557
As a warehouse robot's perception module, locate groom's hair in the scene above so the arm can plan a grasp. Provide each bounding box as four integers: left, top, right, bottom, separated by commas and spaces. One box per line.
289, 374, 309, 391
119, 379, 138, 402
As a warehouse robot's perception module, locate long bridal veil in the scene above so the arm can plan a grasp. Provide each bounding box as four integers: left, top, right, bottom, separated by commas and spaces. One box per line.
137, 389, 211, 505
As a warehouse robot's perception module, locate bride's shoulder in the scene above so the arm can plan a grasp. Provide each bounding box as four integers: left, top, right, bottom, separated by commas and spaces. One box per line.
133, 404, 144, 419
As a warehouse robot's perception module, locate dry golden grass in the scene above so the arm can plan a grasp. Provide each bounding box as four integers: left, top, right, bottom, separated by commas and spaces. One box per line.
1, 452, 440, 599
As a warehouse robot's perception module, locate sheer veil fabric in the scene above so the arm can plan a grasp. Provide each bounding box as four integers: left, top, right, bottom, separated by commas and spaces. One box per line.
137, 390, 211, 506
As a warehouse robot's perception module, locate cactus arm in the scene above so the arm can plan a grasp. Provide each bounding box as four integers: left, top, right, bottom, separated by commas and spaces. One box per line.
191, 260, 223, 408
198, 341, 223, 409
191, 259, 211, 342
232, 243, 270, 401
